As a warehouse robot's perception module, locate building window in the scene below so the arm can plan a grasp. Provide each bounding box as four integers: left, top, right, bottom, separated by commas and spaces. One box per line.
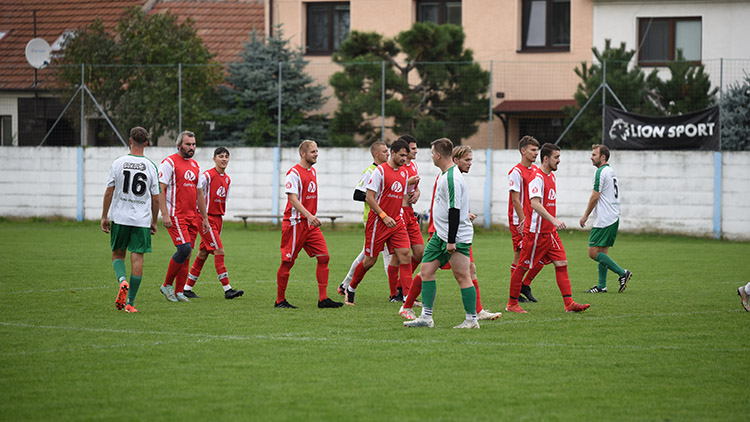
1, 116, 11, 146
306, 2, 350, 55
638, 17, 701, 66
417, 1, 461, 26
521, 0, 570, 51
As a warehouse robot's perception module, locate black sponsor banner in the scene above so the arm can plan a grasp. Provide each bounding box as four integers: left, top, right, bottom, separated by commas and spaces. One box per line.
604, 106, 720, 150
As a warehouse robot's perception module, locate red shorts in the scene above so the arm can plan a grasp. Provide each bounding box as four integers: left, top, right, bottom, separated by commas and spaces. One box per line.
198, 215, 224, 251
519, 231, 566, 269
364, 215, 410, 257
402, 206, 424, 246
510, 221, 523, 251
426, 232, 473, 270
167, 214, 200, 247
280, 221, 328, 262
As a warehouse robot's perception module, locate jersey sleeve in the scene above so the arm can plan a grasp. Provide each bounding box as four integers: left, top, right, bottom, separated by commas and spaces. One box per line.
508, 168, 522, 192
355, 168, 372, 193
106, 160, 118, 188
593, 166, 604, 192
197, 172, 209, 194
366, 167, 383, 194
528, 174, 543, 199
284, 170, 302, 196
158, 160, 173, 185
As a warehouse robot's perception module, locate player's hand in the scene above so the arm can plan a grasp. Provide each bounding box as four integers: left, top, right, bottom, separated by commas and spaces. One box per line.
469, 212, 477, 222
383, 216, 396, 228
553, 218, 567, 231
162, 217, 173, 228
407, 175, 420, 186
579, 216, 588, 228
308, 215, 322, 228
407, 191, 418, 205
517, 217, 524, 230
150, 222, 158, 235
202, 218, 211, 233
101, 218, 110, 233
447, 242, 456, 254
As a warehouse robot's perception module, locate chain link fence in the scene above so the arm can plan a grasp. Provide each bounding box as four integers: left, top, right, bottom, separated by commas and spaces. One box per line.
3, 58, 748, 149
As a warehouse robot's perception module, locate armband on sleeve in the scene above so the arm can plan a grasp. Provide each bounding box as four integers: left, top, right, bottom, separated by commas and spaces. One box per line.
448, 208, 460, 244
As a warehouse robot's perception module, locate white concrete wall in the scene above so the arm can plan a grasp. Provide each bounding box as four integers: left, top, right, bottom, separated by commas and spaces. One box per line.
0, 146, 748, 240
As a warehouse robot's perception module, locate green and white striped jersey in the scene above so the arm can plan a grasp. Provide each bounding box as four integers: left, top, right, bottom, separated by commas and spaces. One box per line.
432, 165, 473, 244
592, 164, 620, 228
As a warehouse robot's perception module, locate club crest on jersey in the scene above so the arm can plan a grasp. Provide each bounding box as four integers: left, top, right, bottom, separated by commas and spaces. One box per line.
307, 182, 317, 193
548, 189, 556, 200
509, 179, 515, 187
286, 181, 292, 189
216, 186, 227, 198
184, 170, 196, 181
391, 181, 403, 193
532, 186, 539, 194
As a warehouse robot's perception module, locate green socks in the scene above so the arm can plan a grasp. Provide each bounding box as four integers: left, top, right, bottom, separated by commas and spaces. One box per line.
598, 262, 608, 289
127, 275, 142, 305
113, 259, 127, 283
460, 286, 477, 316
596, 252, 625, 277
422, 280, 437, 311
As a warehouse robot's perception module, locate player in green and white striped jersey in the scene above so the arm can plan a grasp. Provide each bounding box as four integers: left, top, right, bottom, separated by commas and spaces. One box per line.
579, 144, 632, 293
404, 138, 479, 329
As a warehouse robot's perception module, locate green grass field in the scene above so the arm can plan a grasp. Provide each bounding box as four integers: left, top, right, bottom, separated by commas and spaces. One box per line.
1, 219, 749, 421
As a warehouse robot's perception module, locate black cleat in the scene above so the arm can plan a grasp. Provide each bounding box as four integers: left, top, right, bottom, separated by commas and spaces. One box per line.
345, 289, 356, 306
274, 299, 297, 309
585, 285, 607, 293
225, 289, 244, 299
618, 270, 632, 293
182, 290, 200, 299
518, 295, 529, 303
318, 298, 344, 308
520, 284, 538, 302
389, 294, 404, 303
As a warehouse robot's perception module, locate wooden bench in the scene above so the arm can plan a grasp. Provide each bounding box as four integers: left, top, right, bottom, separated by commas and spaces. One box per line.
234, 214, 344, 229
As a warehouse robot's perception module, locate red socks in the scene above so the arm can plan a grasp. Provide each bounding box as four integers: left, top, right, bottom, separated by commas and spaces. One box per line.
508, 265, 527, 306
404, 273, 422, 308
164, 258, 182, 287
387, 265, 399, 296
175, 261, 189, 293
215, 254, 229, 287
555, 265, 573, 306
316, 255, 330, 301
523, 262, 544, 286
276, 260, 294, 303
473, 279, 482, 312
350, 262, 367, 289
399, 263, 413, 296
187, 255, 207, 287
411, 256, 421, 273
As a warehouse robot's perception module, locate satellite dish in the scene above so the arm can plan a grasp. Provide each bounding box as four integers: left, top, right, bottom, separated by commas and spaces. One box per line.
25, 38, 51, 69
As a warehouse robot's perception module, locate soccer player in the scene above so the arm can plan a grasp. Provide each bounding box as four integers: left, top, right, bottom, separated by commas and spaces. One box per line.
184, 147, 244, 300
579, 144, 632, 293
158, 131, 211, 303
101, 126, 160, 313
399, 145, 502, 321
508, 135, 546, 303
275, 140, 343, 309
344, 139, 413, 306
338, 141, 392, 295
404, 138, 480, 329
395, 135, 424, 302
505, 143, 590, 314
738, 282, 750, 311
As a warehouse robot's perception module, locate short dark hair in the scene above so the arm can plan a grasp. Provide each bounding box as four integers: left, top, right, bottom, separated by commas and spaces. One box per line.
539, 143, 560, 161
431, 137, 454, 157
593, 144, 610, 161
390, 139, 409, 154
518, 135, 539, 152
214, 147, 230, 157
398, 134, 417, 145
129, 127, 149, 144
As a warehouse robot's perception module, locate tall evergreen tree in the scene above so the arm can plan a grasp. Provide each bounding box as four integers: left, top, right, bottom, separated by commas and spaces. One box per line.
209, 28, 327, 146
647, 50, 718, 115
720, 75, 750, 151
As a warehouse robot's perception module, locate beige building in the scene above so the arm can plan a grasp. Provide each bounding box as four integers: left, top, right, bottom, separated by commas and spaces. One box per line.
267, 0, 593, 149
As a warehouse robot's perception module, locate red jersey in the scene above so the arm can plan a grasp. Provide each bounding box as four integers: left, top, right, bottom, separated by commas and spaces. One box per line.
527, 168, 557, 234
159, 153, 200, 218
198, 168, 230, 216
427, 173, 440, 234
284, 164, 317, 225
403, 160, 420, 196
366, 162, 408, 220
508, 163, 538, 226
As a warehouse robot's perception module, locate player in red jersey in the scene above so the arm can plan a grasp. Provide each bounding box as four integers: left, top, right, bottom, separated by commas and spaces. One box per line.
390, 134, 423, 302
184, 147, 244, 300
275, 140, 343, 309
506, 143, 590, 314
399, 145, 502, 321
344, 138, 414, 306
508, 135, 547, 303
158, 131, 211, 303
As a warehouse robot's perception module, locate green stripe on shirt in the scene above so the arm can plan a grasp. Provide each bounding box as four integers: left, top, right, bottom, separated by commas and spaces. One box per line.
593, 164, 608, 192
447, 165, 456, 208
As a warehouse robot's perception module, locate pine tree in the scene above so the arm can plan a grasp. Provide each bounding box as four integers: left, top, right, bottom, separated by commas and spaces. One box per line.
209, 28, 326, 146
720, 75, 750, 151
647, 50, 718, 115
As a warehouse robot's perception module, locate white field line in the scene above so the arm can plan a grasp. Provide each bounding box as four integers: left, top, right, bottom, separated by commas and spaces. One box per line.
2, 285, 111, 294
1, 309, 748, 356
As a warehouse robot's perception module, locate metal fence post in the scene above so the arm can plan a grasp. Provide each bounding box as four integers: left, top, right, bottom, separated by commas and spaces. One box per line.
484, 60, 493, 229
381, 60, 385, 144
77, 63, 85, 221
601, 60, 606, 142
178, 63, 182, 133
272, 62, 282, 223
